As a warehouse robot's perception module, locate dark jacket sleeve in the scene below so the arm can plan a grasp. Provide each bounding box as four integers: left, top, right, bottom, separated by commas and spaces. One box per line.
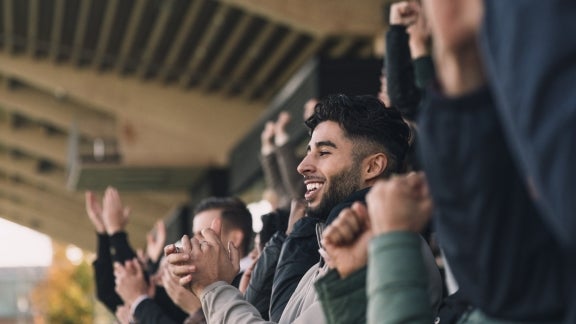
385, 25, 422, 120
133, 298, 180, 324
413, 56, 435, 90
108, 231, 137, 263
244, 231, 286, 320
92, 233, 123, 312
419, 86, 565, 320
269, 217, 321, 322
315, 268, 367, 324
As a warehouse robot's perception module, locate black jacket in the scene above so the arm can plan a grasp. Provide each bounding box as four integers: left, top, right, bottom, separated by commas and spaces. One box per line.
245, 231, 286, 320
419, 86, 565, 320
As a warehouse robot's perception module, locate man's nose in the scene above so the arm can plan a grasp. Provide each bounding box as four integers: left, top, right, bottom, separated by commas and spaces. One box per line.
297, 154, 315, 175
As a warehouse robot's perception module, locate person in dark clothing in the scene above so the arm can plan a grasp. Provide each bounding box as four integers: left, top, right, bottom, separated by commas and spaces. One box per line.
86, 188, 188, 324
416, 0, 573, 321
385, 0, 434, 121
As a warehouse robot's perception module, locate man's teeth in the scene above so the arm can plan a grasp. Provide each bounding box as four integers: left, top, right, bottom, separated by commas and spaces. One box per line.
306, 183, 322, 191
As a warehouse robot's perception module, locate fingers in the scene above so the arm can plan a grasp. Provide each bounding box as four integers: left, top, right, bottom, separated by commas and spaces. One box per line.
228, 241, 240, 273
180, 234, 193, 253
123, 206, 131, 218
164, 243, 177, 256
156, 220, 167, 241
323, 206, 365, 246
208, 218, 222, 238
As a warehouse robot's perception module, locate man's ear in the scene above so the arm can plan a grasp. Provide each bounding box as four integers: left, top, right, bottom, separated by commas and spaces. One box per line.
227, 229, 244, 254
363, 153, 388, 182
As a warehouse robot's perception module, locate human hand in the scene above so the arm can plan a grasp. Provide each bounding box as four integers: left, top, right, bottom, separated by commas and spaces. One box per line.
161, 266, 201, 314
366, 172, 433, 235
274, 111, 291, 147
114, 258, 150, 305
85, 191, 105, 234
102, 187, 130, 235
406, 1, 431, 59
166, 218, 240, 297
261, 121, 276, 156
238, 256, 259, 294
147, 220, 167, 263
390, 1, 419, 26
114, 304, 133, 324
321, 202, 372, 278
421, 0, 485, 96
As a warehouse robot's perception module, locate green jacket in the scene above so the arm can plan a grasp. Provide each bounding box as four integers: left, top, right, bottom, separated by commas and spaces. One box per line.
315, 232, 442, 324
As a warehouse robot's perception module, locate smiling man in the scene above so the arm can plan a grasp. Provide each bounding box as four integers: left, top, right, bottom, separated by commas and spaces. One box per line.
298, 94, 409, 226
166, 94, 415, 324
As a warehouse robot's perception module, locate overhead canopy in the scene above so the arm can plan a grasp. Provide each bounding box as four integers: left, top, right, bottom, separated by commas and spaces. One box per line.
0, 0, 389, 250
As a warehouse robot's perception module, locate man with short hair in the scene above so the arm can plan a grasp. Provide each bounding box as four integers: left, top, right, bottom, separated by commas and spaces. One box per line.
191, 197, 254, 275
165, 94, 441, 324
115, 196, 253, 324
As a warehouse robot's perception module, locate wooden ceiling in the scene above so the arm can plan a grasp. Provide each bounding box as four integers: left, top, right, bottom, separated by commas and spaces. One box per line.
0, 0, 386, 250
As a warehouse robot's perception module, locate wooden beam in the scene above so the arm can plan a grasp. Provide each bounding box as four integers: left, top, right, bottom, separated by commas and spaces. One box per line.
27, 0, 40, 56
50, 0, 66, 60
329, 37, 355, 58
242, 31, 301, 99
0, 179, 90, 229
200, 13, 253, 90
0, 53, 266, 166
158, 0, 205, 81
221, 22, 277, 94
218, 0, 383, 36
0, 198, 95, 250
136, 0, 175, 78
2, 0, 14, 52
261, 38, 324, 100
0, 123, 69, 166
0, 151, 66, 192
71, 0, 93, 65
0, 152, 174, 232
179, 4, 231, 87
92, 0, 119, 68
0, 87, 113, 138
116, 0, 148, 72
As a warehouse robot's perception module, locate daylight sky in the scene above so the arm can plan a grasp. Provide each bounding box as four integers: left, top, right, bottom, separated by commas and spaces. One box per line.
0, 217, 53, 268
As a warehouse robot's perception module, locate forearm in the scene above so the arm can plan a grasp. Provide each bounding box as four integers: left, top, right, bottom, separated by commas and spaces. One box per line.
109, 232, 137, 262
385, 25, 422, 119
202, 281, 274, 324
93, 234, 123, 312
368, 232, 432, 324
275, 144, 306, 200
315, 268, 367, 324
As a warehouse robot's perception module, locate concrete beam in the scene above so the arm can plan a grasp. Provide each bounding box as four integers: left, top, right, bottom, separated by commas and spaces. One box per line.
219, 0, 383, 36
0, 53, 266, 166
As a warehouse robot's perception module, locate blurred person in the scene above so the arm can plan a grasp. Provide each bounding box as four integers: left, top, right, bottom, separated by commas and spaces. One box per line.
86, 187, 188, 323
417, 0, 572, 321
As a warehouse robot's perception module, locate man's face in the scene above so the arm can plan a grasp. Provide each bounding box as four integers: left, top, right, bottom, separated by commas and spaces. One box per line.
193, 208, 227, 241
297, 121, 363, 220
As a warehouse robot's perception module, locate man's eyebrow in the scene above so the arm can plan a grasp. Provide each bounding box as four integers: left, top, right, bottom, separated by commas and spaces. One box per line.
315, 140, 337, 149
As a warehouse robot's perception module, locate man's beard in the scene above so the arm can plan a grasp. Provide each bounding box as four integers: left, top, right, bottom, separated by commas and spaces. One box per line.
306, 165, 361, 221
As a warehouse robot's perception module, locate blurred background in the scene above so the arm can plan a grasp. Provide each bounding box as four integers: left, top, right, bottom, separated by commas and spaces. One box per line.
0, 0, 392, 322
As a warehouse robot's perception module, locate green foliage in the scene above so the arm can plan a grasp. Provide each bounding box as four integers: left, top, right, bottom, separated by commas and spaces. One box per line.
31, 244, 96, 323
